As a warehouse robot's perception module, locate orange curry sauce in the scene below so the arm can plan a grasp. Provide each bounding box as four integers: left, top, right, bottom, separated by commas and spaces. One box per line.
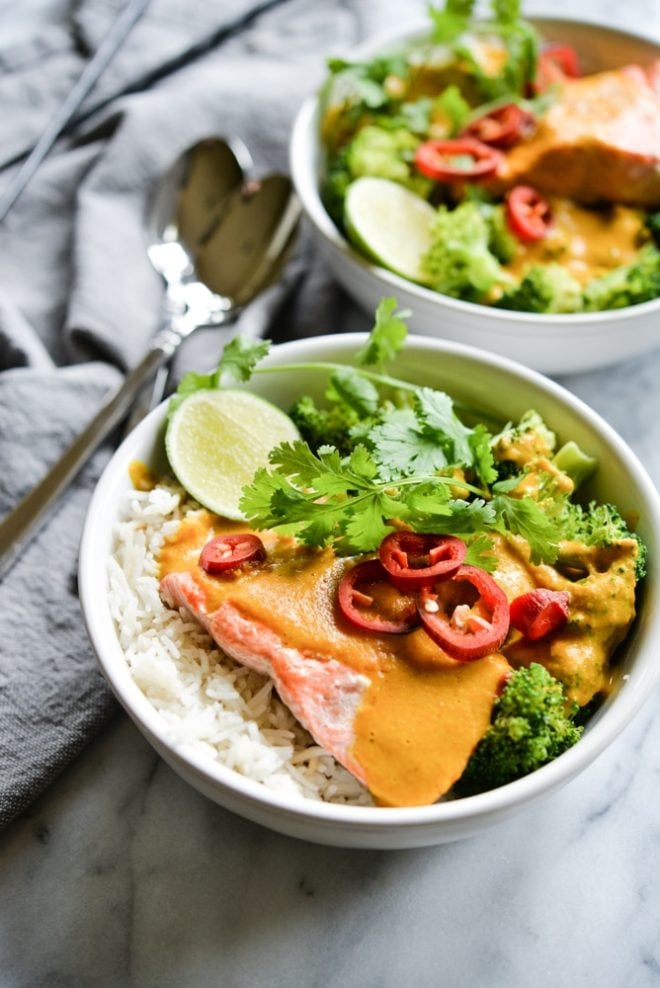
158, 509, 637, 807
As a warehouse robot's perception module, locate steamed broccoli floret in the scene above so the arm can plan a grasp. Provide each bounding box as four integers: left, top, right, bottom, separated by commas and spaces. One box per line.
562, 501, 647, 581
421, 201, 512, 301
322, 149, 352, 227
458, 663, 583, 792
646, 211, 660, 246
582, 244, 660, 311
289, 395, 362, 455
492, 410, 557, 473
486, 202, 518, 263
346, 125, 417, 181
344, 125, 431, 198
495, 262, 583, 313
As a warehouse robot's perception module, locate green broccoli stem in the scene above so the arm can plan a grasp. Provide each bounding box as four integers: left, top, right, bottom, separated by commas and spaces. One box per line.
553, 441, 597, 489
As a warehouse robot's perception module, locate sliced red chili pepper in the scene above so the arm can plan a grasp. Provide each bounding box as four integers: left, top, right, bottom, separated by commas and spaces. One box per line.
534, 44, 581, 92
509, 588, 570, 641
506, 185, 553, 242
414, 138, 503, 181
378, 532, 467, 590
337, 559, 419, 635
461, 104, 535, 149
199, 533, 266, 574
417, 564, 510, 662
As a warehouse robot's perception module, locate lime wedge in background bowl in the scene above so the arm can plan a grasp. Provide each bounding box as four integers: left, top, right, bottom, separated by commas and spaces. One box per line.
344, 177, 435, 284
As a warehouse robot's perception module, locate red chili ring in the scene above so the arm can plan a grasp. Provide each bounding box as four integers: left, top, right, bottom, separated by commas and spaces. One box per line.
531, 44, 581, 94
337, 559, 420, 635
378, 531, 467, 590
414, 138, 503, 181
509, 588, 570, 641
417, 565, 510, 662
199, 533, 266, 574
461, 104, 535, 149
506, 185, 553, 242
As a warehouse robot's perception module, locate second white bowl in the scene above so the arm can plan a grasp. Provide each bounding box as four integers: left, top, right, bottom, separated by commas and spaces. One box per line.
289, 17, 660, 375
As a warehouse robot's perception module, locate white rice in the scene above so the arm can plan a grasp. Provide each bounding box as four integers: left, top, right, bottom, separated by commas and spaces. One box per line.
108, 484, 373, 806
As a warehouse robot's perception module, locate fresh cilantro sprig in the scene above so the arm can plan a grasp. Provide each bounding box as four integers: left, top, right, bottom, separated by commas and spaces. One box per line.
355, 297, 411, 366
240, 440, 489, 556
167, 297, 564, 563
239, 439, 561, 562
429, 0, 539, 99
428, 0, 477, 43
168, 336, 270, 417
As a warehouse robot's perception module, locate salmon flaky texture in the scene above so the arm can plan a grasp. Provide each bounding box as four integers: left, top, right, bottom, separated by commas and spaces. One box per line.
161, 569, 373, 787
489, 62, 660, 207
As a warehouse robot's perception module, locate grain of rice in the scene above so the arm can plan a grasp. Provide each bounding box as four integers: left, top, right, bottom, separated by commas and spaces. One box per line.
108, 483, 373, 806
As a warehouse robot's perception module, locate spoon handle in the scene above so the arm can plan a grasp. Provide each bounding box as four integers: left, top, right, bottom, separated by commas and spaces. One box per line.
0, 333, 178, 580
122, 363, 172, 437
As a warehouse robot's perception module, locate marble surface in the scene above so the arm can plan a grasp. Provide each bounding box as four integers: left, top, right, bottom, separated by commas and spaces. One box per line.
2, 2, 660, 986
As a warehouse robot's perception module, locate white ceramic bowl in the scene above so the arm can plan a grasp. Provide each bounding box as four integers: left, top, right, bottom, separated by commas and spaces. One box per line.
79, 333, 660, 848
289, 17, 660, 375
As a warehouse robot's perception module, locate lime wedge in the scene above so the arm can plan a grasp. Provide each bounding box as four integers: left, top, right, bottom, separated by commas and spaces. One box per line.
344, 177, 435, 283
165, 388, 299, 519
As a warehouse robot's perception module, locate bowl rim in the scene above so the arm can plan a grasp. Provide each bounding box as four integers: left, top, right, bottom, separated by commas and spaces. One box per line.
80, 331, 660, 833
289, 15, 660, 330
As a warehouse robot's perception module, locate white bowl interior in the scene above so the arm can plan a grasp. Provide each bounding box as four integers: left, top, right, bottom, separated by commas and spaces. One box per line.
289, 18, 660, 375
80, 334, 660, 848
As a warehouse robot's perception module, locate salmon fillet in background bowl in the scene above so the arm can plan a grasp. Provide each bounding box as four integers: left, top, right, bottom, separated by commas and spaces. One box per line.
79, 333, 660, 849
289, 17, 660, 374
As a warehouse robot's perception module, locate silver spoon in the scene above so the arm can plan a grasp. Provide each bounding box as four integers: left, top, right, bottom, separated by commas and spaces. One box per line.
0, 145, 301, 580
125, 136, 252, 429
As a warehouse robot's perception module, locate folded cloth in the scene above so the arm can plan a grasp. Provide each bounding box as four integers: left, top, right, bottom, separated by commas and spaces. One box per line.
0, 0, 412, 827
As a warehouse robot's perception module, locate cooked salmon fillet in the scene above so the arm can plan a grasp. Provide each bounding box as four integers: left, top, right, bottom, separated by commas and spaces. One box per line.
490, 63, 660, 207
157, 511, 511, 807
161, 569, 371, 784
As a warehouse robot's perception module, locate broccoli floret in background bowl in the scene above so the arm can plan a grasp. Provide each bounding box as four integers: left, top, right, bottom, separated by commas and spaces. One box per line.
495, 262, 584, 314
345, 126, 420, 184
582, 244, 660, 312
421, 200, 514, 301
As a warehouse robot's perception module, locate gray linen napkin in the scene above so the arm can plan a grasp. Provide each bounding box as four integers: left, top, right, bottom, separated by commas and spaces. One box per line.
0, 0, 416, 827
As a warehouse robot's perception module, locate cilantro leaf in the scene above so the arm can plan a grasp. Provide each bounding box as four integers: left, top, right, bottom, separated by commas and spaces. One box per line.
469, 423, 498, 487
415, 387, 473, 465
434, 84, 472, 134
464, 533, 498, 572
343, 496, 397, 552
493, 494, 561, 563
326, 368, 380, 416
173, 369, 215, 399
492, 0, 521, 26
428, 0, 475, 42
416, 497, 496, 534
213, 336, 271, 386
356, 297, 410, 367
168, 336, 271, 418
239, 440, 485, 555
368, 408, 450, 480
239, 467, 300, 529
